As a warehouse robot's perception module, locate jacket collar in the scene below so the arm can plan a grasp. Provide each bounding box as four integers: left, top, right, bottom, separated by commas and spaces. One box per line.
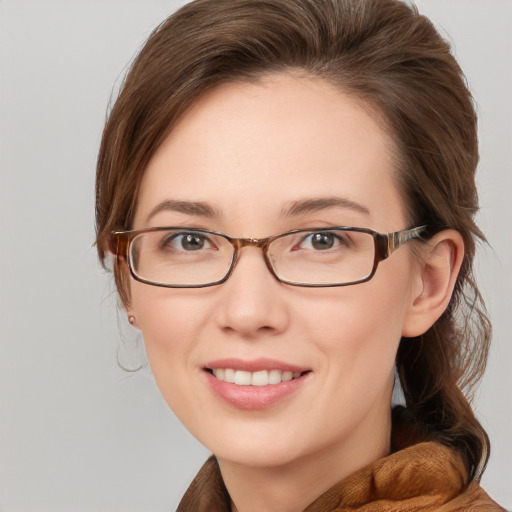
176, 408, 504, 511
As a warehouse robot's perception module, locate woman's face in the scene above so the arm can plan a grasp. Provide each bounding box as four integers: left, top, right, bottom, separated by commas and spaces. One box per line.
129, 75, 421, 471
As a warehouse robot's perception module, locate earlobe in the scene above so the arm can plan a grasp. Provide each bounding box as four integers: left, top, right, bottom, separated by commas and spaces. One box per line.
126, 308, 140, 330
401, 230, 464, 338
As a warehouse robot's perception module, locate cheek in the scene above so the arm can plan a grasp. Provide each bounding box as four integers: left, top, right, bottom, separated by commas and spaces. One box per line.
132, 283, 210, 343
303, 277, 409, 344
129, 284, 212, 393
301, 263, 413, 385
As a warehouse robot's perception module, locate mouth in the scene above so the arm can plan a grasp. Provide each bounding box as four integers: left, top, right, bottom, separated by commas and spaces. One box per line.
202, 358, 312, 409
206, 368, 308, 386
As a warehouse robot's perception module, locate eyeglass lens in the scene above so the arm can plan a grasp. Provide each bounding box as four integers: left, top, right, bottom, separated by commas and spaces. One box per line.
129, 228, 377, 287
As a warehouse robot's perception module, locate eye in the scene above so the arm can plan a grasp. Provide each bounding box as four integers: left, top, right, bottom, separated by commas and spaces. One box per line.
299, 231, 348, 251
161, 232, 214, 251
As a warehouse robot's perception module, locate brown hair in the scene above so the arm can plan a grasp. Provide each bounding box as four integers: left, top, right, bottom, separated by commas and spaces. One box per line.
95, 0, 491, 482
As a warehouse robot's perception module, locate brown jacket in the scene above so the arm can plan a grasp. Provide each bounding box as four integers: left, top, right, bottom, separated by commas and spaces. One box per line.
177, 442, 505, 512
177, 406, 506, 512
177, 440, 506, 511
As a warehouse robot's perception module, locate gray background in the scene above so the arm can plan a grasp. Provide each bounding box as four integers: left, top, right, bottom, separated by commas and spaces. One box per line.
0, 1, 510, 510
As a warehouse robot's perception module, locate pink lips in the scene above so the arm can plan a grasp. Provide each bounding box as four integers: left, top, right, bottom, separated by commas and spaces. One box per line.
203, 358, 311, 410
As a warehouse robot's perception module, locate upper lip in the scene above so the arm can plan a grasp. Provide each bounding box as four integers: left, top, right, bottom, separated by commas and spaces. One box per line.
204, 357, 310, 373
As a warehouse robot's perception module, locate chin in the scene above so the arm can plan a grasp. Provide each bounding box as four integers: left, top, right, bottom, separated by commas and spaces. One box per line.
202, 421, 328, 470
213, 442, 300, 469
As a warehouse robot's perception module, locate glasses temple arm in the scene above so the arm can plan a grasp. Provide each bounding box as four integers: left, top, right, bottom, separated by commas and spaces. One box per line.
377, 225, 427, 260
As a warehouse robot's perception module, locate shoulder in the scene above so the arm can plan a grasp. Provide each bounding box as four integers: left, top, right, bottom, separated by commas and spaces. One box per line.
441, 482, 509, 512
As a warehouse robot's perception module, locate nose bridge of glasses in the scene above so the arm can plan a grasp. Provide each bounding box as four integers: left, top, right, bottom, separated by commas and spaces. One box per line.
232, 237, 270, 250
228, 236, 278, 280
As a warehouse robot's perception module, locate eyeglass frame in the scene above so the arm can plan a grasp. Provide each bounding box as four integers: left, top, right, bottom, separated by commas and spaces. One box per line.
111, 225, 428, 288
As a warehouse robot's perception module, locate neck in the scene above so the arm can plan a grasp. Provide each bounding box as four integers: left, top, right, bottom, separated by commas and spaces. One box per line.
218, 407, 392, 512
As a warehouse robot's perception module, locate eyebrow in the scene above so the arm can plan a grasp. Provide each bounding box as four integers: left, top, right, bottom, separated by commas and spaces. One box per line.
281, 197, 371, 218
146, 200, 220, 223
145, 196, 370, 224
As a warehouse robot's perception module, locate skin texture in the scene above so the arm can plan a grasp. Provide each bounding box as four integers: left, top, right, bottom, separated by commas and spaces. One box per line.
127, 74, 464, 512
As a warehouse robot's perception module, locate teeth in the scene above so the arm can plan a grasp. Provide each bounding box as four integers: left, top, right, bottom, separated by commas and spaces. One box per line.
251, 370, 268, 386
268, 369, 282, 385
282, 371, 293, 382
211, 368, 303, 386
224, 368, 235, 383
234, 370, 252, 385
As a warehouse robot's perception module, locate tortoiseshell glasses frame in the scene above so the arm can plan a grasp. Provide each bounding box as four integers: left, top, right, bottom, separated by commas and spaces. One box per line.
110, 225, 427, 288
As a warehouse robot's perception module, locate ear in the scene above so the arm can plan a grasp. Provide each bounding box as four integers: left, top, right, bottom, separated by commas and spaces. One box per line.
401, 229, 464, 338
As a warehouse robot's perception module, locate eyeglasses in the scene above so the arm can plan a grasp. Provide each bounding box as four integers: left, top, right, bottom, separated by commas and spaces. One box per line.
111, 225, 427, 288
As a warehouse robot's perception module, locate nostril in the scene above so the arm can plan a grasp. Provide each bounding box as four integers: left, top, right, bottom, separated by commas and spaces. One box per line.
258, 325, 276, 333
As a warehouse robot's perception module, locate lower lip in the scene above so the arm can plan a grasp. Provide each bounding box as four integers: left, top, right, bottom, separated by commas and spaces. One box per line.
204, 370, 310, 410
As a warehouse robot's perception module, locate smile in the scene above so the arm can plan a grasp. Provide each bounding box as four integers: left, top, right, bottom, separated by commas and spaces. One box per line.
203, 359, 311, 409
211, 368, 303, 386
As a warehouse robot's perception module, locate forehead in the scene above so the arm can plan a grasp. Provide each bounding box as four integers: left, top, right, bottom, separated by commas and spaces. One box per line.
134, 74, 405, 232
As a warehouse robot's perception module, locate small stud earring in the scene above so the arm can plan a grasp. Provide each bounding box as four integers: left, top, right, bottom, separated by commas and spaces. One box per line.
128, 315, 136, 325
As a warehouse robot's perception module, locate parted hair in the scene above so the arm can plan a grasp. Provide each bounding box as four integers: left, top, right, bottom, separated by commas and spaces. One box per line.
96, 0, 491, 482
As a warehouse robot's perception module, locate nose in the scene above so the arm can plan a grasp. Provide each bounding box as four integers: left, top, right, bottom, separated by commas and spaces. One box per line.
215, 246, 290, 338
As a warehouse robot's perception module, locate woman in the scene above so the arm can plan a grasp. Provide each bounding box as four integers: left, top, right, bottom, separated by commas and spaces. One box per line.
95, 0, 506, 510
